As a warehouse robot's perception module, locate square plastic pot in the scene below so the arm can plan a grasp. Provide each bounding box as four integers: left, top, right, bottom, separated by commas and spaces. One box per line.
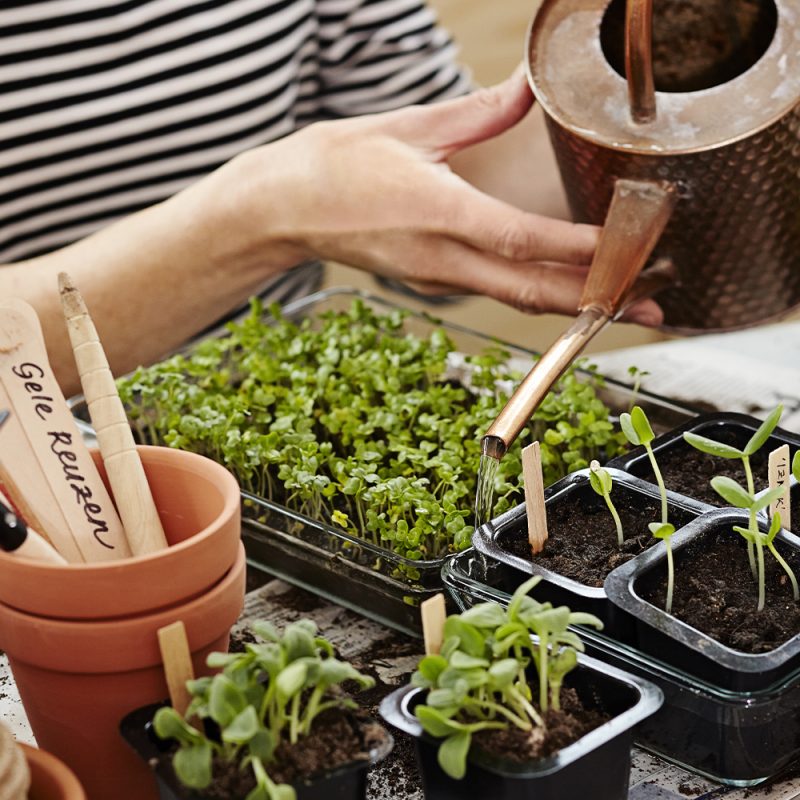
379, 654, 662, 800
472, 468, 701, 640
441, 547, 800, 787
119, 702, 393, 800
604, 508, 800, 691
605, 412, 800, 508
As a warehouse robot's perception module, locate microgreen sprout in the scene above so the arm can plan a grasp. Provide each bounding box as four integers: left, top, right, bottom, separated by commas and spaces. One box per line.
683, 405, 783, 582
648, 522, 676, 613
589, 460, 623, 547
411, 576, 602, 780
626, 366, 650, 411
115, 299, 626, 572
793, 450, 800, 482
620, 406, 668, 525
711, 475, 793, 611
153, 619, 374, 800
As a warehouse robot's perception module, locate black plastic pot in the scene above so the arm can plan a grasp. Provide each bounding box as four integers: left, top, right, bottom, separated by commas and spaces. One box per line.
472, 468, 701, 640
606, 411, 800, 508
605, 509, 800, 692
379, 654, 662, 800
442, 547, 800, 786
119, 702, 393, 800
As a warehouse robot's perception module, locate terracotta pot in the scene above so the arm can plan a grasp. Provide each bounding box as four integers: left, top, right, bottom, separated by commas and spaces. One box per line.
0, 538, 246, 800
0, 445, 241, 619
21, 743, 86, 800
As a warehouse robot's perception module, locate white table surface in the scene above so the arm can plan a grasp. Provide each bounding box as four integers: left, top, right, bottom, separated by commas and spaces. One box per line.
2, 320, 799, 799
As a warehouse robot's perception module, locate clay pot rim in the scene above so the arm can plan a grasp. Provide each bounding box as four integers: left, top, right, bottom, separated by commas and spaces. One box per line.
19, 742, 86, 799
0, 445, 240, 574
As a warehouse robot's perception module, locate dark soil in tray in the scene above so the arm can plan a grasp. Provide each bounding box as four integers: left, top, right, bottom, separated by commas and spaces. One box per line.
502, 485, 697, 587
636, 525, 800, 654
473, 686, 609, 762
634, 429, 769, 506
162, 707, 387, 799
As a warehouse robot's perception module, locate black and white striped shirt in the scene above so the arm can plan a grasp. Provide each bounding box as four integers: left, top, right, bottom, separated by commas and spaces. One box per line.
0, 0, 470, 267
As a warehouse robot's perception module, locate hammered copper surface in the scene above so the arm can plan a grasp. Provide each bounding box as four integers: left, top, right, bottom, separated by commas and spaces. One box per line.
527, 0, 800, 333
547, 109, 800, 332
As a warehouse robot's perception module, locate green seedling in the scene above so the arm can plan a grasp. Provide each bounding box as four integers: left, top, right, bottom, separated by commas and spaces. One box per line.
683, 404, 783, 580
153, 619, 374, 800
712, 475, 794, 611
626, 366, 650, 411
116, 299, 627, 570
793, 450, 800, 482
620, 406, 668, 525
589, 460, 624, 547
411, 576, 602, 780
649, 522, 676, 613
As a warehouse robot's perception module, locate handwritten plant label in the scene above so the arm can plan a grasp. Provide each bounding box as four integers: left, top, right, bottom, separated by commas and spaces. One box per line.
769, 444, 791, 532
0, 301, 129, 562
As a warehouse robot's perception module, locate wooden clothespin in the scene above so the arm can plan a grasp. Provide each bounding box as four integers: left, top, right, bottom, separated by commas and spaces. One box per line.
60, 274, 168, 556
421, 593, 447, 656
0, 300, 129, 562
157, 621, 195, 717
522, 441, 548, 555
769, 444, 791, 531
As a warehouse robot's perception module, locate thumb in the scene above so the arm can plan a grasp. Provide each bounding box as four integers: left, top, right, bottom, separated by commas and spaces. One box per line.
412, 66, 535, 157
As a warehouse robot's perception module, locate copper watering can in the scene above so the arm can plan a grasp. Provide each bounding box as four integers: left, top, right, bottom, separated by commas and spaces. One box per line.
482, 0, 800, 460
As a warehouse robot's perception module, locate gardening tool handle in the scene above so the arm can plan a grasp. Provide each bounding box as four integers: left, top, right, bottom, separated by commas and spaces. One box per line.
482, 179, 676, 460
626, 0, 657, 123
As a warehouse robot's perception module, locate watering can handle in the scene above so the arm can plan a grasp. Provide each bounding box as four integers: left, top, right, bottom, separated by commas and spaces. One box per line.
626, 0, 656, 123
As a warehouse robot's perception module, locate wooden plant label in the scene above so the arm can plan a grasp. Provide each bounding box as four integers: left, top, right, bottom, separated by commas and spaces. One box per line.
522, 441, 548, 555
421, 593, 447, 655
158, 620, 195, 717
60, 274, 167, 556
0, 301, 129, 562
769, 444, 791, 532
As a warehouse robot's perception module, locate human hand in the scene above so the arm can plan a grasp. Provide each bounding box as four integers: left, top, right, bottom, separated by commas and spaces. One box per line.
198, 69, 662, 326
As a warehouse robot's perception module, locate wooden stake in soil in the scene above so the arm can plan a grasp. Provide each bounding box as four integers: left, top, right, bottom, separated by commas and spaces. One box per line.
769, 444, 791, 532
522, 441, 548, 555
59, 273, 168, 556
421, 593, 446, 655
157, 621, 195, 717
0, 300, 129, 562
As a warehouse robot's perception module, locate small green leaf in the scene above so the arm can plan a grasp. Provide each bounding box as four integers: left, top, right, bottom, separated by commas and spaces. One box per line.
415, 704, 460, 737
619, 412, 640, 446
744, 405, 783, 456
683, 432, 743, 459
449, 651, 489, 670
752, 485, 787, 514
275, 660, 308, 701
710, 476, 753, 508
459, 603, 507, 629
222, 706, 259, 744
438, 730, 472, 780
173, 741, 213, 789
648, 522, 676, 540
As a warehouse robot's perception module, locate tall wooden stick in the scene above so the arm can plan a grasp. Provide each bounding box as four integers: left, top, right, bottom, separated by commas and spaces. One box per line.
59, 273, 168, 555
522, 441, 548, 555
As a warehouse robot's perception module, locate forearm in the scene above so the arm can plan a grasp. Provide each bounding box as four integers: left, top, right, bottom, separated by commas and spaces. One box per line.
0, 155, 301, 397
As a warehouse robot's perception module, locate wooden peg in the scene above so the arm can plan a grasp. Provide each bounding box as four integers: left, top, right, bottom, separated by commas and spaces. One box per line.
769, 444, 791, 531
60, 274, 168, 556
522, 441, 548, 555
157, 621, 195, 717
0, 301, 129, 562
421, 593, 447, 656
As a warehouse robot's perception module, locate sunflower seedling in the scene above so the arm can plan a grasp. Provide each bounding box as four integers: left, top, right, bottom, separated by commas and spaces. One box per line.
684, 405, 783, 581
711, 475, 794, 611
589, 460, 623, 547
411, 576, 602, 780
649, 522, 676, 613
620, 406, 668, 525
153, 619, 375, 800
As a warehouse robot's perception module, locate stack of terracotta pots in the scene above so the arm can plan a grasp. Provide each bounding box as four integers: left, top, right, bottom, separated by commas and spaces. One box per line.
0, 446, 245, 800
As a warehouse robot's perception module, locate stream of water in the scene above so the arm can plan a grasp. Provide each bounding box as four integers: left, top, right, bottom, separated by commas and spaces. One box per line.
474, 453, 499, 530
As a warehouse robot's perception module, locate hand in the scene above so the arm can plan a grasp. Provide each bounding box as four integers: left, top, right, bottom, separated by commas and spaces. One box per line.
200, 68, 662, 326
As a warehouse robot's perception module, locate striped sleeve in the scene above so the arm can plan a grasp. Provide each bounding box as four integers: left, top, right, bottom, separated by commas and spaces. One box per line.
313, 0, 472, 117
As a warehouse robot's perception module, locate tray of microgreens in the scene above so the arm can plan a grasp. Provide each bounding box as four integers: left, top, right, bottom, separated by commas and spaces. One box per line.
71, 288, 696, 634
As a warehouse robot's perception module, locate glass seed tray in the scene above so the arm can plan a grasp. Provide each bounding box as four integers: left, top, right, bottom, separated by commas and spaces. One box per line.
70, 287, 698, 637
